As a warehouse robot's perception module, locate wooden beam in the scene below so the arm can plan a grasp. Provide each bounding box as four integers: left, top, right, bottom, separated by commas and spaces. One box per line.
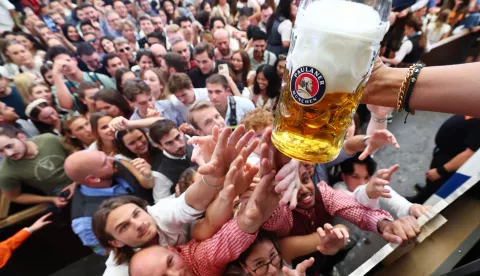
0, 192, 10, 219
0, 204, 50, 229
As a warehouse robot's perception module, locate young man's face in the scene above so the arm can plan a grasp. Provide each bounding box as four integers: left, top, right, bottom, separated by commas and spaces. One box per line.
81, 24, 95, 35
174, 88, 195, 105
261, 7, 273, 23
7, 44, 31, 66
296, 165, 316, 210
158, 128, 186, 157
207, 83, 228, 111
342, 163, 371, 192
81, 87, 99, 111
193, 107, 226, 136
195, 51, 215, 75
140, 20, 155, 35
53, 53, 78, 75
151, 16, 164, 33
0, 102, 19, 123
106, 57, 125, 77
180, 20, 193, 38
253, 39, 267, 57
105, 203, 158, 248
133, 93, 155, 115
83, 7, 98, 21
0, 134, 28, 161
81, 52, 101, 70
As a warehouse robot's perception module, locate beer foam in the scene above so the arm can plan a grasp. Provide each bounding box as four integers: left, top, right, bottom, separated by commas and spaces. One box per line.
289, 0, 388, 95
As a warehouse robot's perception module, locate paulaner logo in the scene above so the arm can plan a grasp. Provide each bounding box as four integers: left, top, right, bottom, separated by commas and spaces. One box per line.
290, 66, 326, 106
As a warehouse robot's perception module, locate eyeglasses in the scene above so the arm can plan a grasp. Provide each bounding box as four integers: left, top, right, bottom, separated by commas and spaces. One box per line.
88, 38, 96, 43
251, 254, 281, 275
119, 47, 131, 52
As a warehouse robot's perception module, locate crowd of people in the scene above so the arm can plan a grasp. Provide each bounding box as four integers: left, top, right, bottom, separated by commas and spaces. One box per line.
0, 0, 479, 274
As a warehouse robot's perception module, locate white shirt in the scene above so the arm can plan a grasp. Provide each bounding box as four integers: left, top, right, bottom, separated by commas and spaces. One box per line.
225, 96, 255, 126
0, 0, 14, 32
278, 19, 293, 42
426, 23, 451, 44
171, 88, 209, 122
103, 193, 203, 276
333, 182, 413, 220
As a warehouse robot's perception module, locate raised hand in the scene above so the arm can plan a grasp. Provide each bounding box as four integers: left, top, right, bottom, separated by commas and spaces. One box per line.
194, 125, 258, 178
282, 257, 315, 276
131, 158, 152, 178
366, 164, 399, 199
109, 116, 129, 132
28, 213, 53, 233
316, 224, 349, 255
146, 108, 161, 118
188, 125, 221, 164
179, 123, 195, 136
359, 129, 400, 160
225, 153, 259, 196
378, 216, 421, 244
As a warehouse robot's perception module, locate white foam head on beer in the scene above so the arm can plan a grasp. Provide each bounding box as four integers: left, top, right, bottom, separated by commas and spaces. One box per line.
289, 0, 388, 95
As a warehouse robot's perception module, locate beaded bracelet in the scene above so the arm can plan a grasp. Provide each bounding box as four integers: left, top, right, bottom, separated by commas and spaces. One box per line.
403, 63, 424, 115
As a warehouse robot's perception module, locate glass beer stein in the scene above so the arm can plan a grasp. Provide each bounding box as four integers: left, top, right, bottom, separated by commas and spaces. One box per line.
272, 0, 392, 163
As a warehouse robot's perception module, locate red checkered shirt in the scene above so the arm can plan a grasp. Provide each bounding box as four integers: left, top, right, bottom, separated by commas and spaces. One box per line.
262, 181, 393, 236
172, 218, 257, 276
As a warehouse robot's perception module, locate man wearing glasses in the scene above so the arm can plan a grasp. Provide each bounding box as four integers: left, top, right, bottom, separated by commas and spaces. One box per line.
114, 38, 136, 68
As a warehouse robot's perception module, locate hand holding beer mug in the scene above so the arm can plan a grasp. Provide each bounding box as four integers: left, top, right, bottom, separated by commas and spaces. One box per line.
272, 0, 391, 163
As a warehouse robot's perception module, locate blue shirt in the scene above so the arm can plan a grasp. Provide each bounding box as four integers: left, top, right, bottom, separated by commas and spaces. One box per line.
71, 177, 133, 255
0, 86, 26, 119
130, 100, 184, 126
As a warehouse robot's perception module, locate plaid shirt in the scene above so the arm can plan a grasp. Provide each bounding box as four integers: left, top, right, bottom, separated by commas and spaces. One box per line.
263, 181, 393, 236
172, 218, 257, 276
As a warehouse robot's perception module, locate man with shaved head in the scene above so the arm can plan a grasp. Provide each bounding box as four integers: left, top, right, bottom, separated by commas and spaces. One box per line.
213, 29, 233, 62
65, 150, 154, 255
149, 43, 167, 69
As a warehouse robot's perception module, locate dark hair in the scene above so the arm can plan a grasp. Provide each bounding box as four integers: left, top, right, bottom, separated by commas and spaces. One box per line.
138, 14, 153, 24
246, 25, 261, 40
209, 16, 225, 30
77, 81, 100, 99
123, 78, 151, 102
163, 52, 185, 73
40, 63, 53, 86
1, 31, 14, 39
260, 3, 271, 10
61, 114, 90, 154
93, 87, 133, 117
199, 0, 211, 11
162, 0, 176, 22
46, 46, 75, 61
177, 166, 198, 195
115, 67, 133, 94
339, 153, 377, 177
28, 102, 58, 134
253, 65, 280, 99
92, 195, 149, 265
206, 74, 229, 89
80, 20, 95, 31
175, 16, 192, 26
89, 111, 116, 153
251, 29, 267, 41
146, 31, 166, 46
77, 42, 96, 57
100, 37, 116, 53
62, 23, 83, 43
149, 119, 177, 145
15, 32, 47, 52
196, 11, 210, 28
0, 124, 22, 138
114, 127, 158, 159
405, 19, 427, 50
136, 49, 159, 68
266, 0, 294, 37
103, 53, 121, 68
232, 50, 250, 86
194, 42, 214, 59
238, 231, 282, 266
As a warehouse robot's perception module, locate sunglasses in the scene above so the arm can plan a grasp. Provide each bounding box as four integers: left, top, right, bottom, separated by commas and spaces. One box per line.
88, 38, 97, 43
119, 47, 131, 52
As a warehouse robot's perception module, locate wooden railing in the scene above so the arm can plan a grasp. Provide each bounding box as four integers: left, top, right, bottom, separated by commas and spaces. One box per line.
421, 30, 477, 66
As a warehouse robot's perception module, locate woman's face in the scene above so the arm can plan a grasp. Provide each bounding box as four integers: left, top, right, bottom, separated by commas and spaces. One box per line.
242, 241, 281, 276
164, 1, 174, 14
122, 129, 149, 154
97, 116, 115, 141
276, 60, 286, 79
122, 25, 136, 41
30, 85, 53, 105
121, 71, 136, 87
203, 2, 212, 12
43, 69, 53, 85
67, 26, 80, 41
231, 53, 243, 71
37, 106, 59, 125
15, 36, 33, 50
290, 0, 297, 18
95, 100, 123, 117
138, 55, 154, 72
143, 70, 163, 95
102, 39, 116, 53
256, 72, 269, 90
69, 117, 95, 145
159, 10, 168, 24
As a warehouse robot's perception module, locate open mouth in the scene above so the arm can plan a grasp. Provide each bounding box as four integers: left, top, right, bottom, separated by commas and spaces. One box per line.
299, 193, 313, 205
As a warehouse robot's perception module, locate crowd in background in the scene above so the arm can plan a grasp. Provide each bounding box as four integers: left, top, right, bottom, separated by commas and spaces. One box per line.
0, 0, 479, 274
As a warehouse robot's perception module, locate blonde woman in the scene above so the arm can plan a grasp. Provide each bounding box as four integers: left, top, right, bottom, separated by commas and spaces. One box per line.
118, 20, 139, 52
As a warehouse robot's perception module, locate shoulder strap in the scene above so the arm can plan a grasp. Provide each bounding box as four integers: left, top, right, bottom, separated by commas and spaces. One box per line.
88, 72, 105, 89
228, 96, 237, 127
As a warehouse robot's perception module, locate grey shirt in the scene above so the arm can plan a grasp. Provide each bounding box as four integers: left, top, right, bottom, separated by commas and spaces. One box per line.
312, 149, 353, 184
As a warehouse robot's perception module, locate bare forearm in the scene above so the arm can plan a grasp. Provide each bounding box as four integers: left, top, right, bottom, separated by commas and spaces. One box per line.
443, 149, 474, 172
364, 63, 480, 117
278, 232, 320, 263
54, 75, 75, 109
10, 194, 53, 205
366, 116, 387, 135
343, 135, 365, 156
128, 117, 164, 128
185, 175, 224, 210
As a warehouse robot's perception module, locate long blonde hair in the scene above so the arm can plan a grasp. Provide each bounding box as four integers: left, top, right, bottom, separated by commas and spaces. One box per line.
13, 73, 35, 103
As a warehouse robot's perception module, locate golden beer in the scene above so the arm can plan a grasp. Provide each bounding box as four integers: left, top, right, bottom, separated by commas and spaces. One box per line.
272, 0, 390, 163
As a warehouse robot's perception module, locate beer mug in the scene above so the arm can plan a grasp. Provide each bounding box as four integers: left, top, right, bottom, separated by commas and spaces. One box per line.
272, 0, 391, 163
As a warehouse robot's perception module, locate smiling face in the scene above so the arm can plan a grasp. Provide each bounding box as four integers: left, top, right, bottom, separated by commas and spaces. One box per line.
122, 129, 149, 155
67, 26, 80, 41
242, 240, 281, 276
105, 203, 158, 248
296, 165, 316, 209
192, 106, 226, 136
138, 55, 154, 73
231, 53, 243, 71
102, 39, 116, 53
256, 72, 268, 91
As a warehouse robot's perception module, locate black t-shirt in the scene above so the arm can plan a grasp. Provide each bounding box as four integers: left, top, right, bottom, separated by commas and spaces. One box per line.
435, 115, 480, 157
187, 61, 228, 88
